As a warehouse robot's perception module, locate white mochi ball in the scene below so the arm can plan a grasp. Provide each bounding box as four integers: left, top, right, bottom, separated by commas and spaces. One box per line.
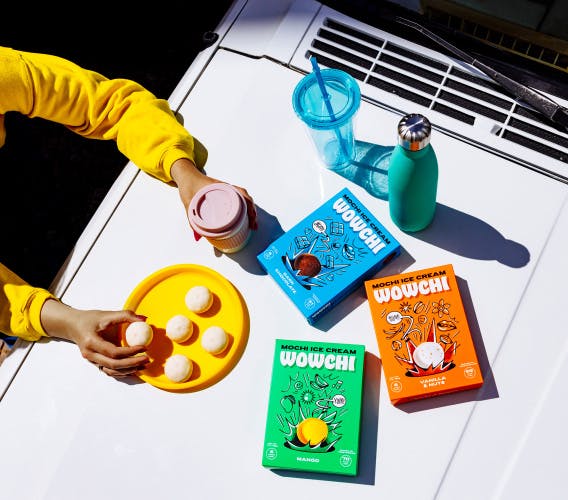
164, 354, 193, 383
125, 321, 153, 346
165, 314, 193, 343
201, 326, 228, 354
185, 285, 213, 313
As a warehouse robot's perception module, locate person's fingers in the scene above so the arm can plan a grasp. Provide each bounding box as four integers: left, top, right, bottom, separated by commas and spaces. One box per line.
247, 200, 258, 230
91, 348, 149, 373
86, 327, 146, 357
192, 228, 203, 241
234, 185, 257, 230
81, 329, 149, 374
103, 309, 147, 326
96, 310, 148, 344
97, 363, 143, 379
244, 196, 257, 229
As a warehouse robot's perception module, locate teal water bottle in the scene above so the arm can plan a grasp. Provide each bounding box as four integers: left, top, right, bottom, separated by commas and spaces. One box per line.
388, 113, 438, 232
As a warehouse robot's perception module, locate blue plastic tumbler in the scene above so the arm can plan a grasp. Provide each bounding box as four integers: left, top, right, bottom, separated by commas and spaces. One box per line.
292, 66, 361, 170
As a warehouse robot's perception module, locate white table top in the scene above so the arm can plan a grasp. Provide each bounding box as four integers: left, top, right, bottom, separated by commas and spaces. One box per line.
1, 27, 567, 500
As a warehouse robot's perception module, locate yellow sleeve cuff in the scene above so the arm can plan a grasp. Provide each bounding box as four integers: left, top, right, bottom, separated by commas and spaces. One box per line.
28, 289, 56, 339
160, 138, 208, 182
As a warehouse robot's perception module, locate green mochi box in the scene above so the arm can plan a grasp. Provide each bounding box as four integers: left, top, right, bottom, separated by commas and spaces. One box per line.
261, 339, 365, 476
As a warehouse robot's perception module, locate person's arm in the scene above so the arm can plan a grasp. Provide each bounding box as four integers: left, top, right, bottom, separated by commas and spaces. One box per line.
1, 262, 149, 377
0, 262, 54, 342
0, 46, 257, 227
0, 46, 204, 182
0, 47, 257, 377
40, 299, 149, 378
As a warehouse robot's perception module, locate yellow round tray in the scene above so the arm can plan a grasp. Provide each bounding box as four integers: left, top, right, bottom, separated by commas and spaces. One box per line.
121, 264, 249, 392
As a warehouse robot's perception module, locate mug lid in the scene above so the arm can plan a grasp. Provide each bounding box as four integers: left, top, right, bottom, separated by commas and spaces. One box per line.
188, 183, 244, 233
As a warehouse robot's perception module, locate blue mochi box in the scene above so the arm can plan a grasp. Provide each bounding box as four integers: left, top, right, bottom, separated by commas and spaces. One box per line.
257, 188, 401, 324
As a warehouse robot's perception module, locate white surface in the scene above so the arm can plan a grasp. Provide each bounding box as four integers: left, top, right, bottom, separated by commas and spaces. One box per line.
221, 0, 320, 61
2, 3, 568, 500
0, 338, 31, 399
437, 195, 568, 500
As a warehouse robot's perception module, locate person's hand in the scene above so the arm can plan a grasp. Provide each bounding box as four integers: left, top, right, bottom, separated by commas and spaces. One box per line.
40, 299, 150, 378
170, 158, 258, 231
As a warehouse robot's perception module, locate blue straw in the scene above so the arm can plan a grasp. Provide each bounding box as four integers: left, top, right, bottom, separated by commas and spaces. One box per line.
310, 56, 349, 161
310, 56, 337, 121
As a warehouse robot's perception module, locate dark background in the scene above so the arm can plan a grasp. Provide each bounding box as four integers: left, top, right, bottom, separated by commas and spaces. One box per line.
2, 1, 566, 291
0, 3, 233, 289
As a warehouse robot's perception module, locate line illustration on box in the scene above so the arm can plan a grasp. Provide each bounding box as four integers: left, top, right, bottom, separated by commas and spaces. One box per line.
262, 339, 365, 476
364, 264, 484, 405
258, 188, 401, 324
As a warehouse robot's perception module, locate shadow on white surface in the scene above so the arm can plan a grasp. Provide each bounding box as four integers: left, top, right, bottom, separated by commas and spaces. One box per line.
412, 204, 530, 268
332, 140, 530, 269
216, 205, 284, 275
396, 275, 498, 413
329, 140, 394, 201
313, 248, 416, 332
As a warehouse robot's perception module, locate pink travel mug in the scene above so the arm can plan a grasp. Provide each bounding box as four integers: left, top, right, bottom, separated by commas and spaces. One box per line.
188, 183, 252, 253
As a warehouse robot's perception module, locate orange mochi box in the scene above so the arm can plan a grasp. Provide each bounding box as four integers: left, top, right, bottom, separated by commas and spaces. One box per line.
364, 264, 483, 405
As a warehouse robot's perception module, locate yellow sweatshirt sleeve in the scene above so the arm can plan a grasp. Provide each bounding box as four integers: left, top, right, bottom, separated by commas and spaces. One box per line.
0, 46, 207, 182
0, 263, 55, 341
0, 46, 208, 340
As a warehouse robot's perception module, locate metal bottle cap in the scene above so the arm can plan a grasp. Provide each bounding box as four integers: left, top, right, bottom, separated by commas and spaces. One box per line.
397, 113, 432, 151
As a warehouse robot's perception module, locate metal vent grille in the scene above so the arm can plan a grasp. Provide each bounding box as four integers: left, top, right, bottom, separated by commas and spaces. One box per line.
306, 18, 568, 168
423, 2, 568, 75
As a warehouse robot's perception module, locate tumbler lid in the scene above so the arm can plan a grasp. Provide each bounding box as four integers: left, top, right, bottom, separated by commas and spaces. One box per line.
292, 68, 361, 130
397, 113, 432, 151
